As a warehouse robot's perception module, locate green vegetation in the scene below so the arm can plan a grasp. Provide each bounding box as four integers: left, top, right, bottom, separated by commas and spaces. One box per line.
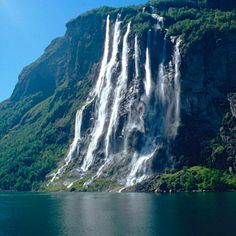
0, 1, 101, 191
0, 80, 90, 191
166, 9, 236, 51
70, 178, 121, 192
203, 95, 236, 173
154, 166, 236, 192
148, 0, 236, 10
0, 92, 45, 139
41, 183, 67, 192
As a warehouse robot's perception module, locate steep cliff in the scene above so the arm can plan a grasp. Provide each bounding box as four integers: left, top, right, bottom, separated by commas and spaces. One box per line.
0, 1, 235, 191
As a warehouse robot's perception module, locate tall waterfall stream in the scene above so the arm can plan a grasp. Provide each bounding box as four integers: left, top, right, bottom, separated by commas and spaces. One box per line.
50, 12, 182, 190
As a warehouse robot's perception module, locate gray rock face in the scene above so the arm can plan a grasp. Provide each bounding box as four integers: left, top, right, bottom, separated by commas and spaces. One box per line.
229, 94, 236, 118
174, 32, 236, 167
11, 14, 105, 102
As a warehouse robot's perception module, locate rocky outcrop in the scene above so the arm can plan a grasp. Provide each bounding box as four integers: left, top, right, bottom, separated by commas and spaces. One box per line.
173, 31, 236, 168
0, 10, 109, 191
11, 11, 107, 102
201, 93, 236, 174
229, 93, 236, 117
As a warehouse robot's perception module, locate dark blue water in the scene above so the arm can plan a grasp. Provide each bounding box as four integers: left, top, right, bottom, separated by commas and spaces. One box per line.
0, 192, 235, 236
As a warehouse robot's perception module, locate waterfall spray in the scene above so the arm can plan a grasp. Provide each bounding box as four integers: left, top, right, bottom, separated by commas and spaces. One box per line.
50, 12, 183, 190
94, 15, 111, 97
172, 37, 182, 138
49, 15, 111, 183
158, 37, 167, 102
49, 106, 85, 184
125, 37, 182, 187
134, 35, 140, 79
81, 17, 122, 172
105, 22, 131, 160
123, 35, 144, 153
144, 30, 152, 98
161, 37, 182, 139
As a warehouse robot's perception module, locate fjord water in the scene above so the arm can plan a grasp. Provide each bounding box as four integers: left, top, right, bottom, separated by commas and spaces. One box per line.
0, 193, 236, 236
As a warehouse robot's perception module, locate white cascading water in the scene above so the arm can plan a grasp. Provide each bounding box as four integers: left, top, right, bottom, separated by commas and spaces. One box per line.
95, 22, 131, 178
134, 35, 140, 79
144, 30, 152, 98
150, 5, 164, 29
158, 37, 167, 102
125, 37, 182, 187
49, 106, 85, 184
127, 35, 143, 132
94, 15, 111, 97
158, 62, 166, 102
123, 35, 144, 153
50, 12, 182, 189
158, 37, 182, 138
125, 32, 155, 187
105, 22, 131, 159
151, 14, 164, 30
126, 150, 156, 186
81, 18, 122, 172
49, 15, 111, 183
172, 37, 181, 138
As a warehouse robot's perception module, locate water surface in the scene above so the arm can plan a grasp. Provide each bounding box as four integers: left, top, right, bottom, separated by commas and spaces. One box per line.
0, 192, 235, 236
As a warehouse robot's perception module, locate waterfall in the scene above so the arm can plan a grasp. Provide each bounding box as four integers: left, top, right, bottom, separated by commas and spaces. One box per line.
144, 30, 152, 98
94, 15, 111, 97
126, 150, 156, 186
127, 35, 143, 131
105, 22, 131, 159
49, 106, 85, 184
123, 36, 143, 154
134, 35, 140, 79
172, 37, 182, 138
95, 22, 132, 177
49, 15, 111, 183
125, 32, 155, 187
81, 18, 122, 172
50, 12, 183, 189
125, 36, 182, 187
132, 35, 145, 133
160, 37, 182, 138
150, 5, 164, 30
151, 14, 164, 30
158, 37, 167, 102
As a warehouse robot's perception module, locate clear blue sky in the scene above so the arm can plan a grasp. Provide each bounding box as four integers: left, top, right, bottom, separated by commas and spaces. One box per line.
0, 0, 146, 102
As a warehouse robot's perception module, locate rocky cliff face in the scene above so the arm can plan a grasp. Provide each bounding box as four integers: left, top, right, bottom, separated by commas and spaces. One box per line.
174, 31, 236, 167
0, 10, 109, 191
0, 2, 235, 191
11, 13, 107, 102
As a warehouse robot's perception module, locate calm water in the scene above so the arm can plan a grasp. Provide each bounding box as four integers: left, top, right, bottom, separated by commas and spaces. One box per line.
0, 192, 235, 236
